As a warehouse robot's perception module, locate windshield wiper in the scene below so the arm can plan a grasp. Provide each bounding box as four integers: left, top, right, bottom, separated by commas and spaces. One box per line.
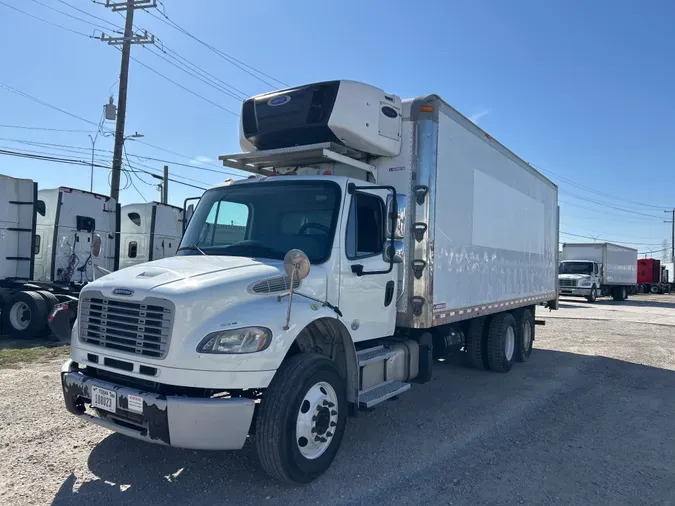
177, 244, 206, 255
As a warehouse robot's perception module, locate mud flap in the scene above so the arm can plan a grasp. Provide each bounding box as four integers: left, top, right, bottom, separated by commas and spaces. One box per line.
48, 301, 77, 342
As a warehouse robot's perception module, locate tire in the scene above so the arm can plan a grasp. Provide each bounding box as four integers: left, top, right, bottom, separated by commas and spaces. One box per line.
650, 285, 660, 294
613, 286, 628, 301
1, 291, 49, 339
486, 312, 517, 373
465, 317, 489, 370
586, 286, 597, 303
255, 353, 347, 484
36, 290, 59, 311
514, 309, 534, 363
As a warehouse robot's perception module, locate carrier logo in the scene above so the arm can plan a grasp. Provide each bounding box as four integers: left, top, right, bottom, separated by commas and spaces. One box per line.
267, 95, 291, 107
113, 288, 134, 296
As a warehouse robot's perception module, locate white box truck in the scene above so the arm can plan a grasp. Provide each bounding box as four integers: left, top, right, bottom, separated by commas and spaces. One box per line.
559, 242, 637, 302
119, 202, 184, 270
0, 178, 120, 338
60, 80, 559, 484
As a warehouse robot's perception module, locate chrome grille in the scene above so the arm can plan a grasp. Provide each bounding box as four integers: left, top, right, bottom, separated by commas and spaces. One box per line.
79, 295, 174, 359
559, 279, 577, 287
249, 275, 300, 294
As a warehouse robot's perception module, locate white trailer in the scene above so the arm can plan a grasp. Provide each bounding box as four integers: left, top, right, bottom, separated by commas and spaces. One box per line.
119, 202, 183, 270
559, 242, 637, 302
0, 178, 119, 338
60, 80, 559, 484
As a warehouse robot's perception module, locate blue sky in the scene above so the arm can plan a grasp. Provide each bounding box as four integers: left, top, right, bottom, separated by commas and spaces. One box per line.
0, 0, 673, 256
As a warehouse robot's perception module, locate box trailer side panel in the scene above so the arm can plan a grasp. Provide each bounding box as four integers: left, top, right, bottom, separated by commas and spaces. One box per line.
605, 243, 637, 285
429, 104, 558, 323
561, 243, 604, 264
0, 175, 37, 281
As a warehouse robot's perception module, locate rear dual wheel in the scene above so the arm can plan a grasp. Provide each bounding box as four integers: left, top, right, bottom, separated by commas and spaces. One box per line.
467, 310, 533, 373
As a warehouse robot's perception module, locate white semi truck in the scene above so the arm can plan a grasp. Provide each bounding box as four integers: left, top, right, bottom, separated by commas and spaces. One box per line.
60, 80, 559, 483
0, 178, 120, 338
558, 242, 637, 302
119, 202, 184, 269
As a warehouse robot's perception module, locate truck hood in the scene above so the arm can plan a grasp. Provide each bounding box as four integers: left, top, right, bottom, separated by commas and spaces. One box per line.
558, 273, 591, 281
91, 255, 290, 292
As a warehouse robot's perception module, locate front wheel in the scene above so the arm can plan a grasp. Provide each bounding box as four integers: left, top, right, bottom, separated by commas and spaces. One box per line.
255, 353, 347, 484
586, 286, 597, 303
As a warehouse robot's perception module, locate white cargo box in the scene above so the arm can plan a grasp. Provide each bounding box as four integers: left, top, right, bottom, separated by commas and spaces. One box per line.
376, 96, 559, 328
562, 243, 637, 285
0, 174, 38, 281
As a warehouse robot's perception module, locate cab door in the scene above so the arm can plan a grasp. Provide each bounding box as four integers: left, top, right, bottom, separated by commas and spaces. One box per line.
337, 181, 398, 342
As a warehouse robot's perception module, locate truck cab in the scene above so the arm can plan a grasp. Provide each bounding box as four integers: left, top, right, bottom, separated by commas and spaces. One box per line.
558, 260, 602, 301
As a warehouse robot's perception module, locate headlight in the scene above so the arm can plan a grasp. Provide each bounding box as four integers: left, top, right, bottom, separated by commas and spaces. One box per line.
579, 280, 592, 286
196, 327, 272, 354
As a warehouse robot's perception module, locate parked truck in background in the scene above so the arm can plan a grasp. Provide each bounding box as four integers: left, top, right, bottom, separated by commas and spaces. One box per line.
119, 202, 184, 269
0, 178, 120, 338
637, 258, 671, 294
60, 79, 559, 484
559, 242, 637, 302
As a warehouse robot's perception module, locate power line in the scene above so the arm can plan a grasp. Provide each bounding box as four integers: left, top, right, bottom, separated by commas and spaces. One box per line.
126, 50, 239, 116
560, 231, 664, 246
0, 134, 243, 179
0, 147, 207, 191
0, 124, 96, 134
0, 0, 93, 37
147, 7, 288, 89
560, 192, 663, 219
27, 0, 121, 32
535, 163, 671, 211
144, 44, 246, 102
54, 0, 123, 30
0, 83, 104, 128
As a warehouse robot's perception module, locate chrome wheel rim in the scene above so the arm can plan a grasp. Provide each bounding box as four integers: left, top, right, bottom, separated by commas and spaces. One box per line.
295, 381, 339, 460
505, 326, 515, 361
9, 301, 31, 331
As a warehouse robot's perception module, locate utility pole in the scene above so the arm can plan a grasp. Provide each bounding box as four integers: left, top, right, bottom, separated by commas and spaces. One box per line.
665, 210, 675, 263
162, 165, 168, 204
100, 0, 156, 203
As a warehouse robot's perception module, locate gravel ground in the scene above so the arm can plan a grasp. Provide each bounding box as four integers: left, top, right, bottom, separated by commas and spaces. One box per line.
2, 298, 675, 505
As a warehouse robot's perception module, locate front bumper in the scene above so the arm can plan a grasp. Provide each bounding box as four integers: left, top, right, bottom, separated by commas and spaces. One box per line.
60, 360, 255, 450
559, 287, 592, 296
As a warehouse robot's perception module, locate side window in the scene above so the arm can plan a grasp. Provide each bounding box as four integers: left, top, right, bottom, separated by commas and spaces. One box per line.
128, 241, 138, 258
346, 193, 384, 259
128, 212, 141, 227
198, 200, 249, 246
34, 235, 41, 255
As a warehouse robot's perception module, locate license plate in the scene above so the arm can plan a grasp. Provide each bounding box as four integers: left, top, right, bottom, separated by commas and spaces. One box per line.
91, 385, 117, 413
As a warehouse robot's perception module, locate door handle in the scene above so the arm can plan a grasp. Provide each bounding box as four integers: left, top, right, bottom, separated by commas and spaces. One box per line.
384, 281, 395, 307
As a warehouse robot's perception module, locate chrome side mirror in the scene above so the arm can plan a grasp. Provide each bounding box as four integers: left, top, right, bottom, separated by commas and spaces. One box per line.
383, 240, 404, 264
283, 249, 311, 280
386, 194, 407, 239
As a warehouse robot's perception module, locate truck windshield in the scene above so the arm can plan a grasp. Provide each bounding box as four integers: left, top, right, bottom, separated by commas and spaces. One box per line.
559, 262, 593, 275
178, 180, 341, 264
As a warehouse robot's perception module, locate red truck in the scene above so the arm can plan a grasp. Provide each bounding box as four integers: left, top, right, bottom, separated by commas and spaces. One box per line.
637, 259, 671, 294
